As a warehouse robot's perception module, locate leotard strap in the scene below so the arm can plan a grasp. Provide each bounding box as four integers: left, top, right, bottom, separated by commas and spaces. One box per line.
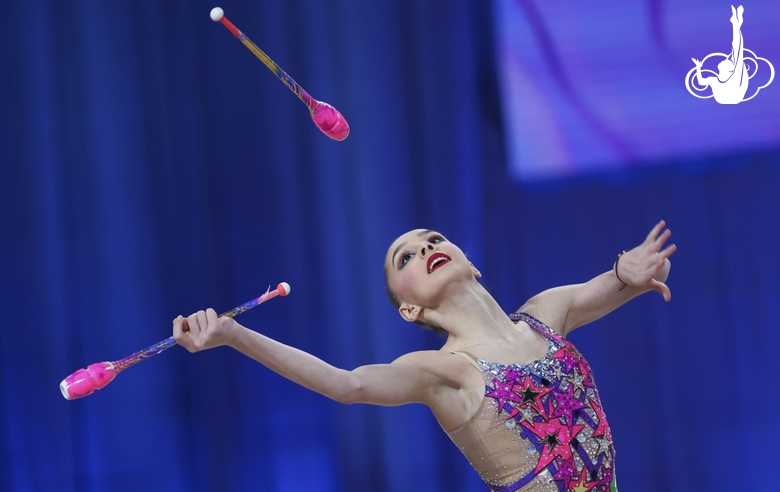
451, 351, 483, 372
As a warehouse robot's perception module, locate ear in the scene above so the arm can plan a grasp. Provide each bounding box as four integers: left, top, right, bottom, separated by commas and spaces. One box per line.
399, 304, 421, 323
470, 262, 482, 278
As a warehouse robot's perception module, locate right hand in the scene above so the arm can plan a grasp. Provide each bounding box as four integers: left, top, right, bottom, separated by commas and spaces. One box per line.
614, 220, 677, 301
691, 58, 703, 67
173, 309, 240, 352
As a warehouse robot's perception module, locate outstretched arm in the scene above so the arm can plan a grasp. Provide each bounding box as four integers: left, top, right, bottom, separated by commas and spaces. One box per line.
692, 58, 711, 87
173, 311, 439, 406
519, 220, 676, 337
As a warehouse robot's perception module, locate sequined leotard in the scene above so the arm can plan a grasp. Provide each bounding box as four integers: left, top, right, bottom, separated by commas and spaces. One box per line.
447, 313, 617, 491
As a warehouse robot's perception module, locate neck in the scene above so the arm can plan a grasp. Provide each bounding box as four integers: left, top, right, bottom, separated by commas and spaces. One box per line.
423, 281, 513, 343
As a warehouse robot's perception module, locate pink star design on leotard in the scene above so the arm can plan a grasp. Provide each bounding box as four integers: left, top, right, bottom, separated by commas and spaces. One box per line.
485, 379, 524, 414
522, 418, 584, 473
552, 456, 580, 489
589, 397, 611, 440
512, 379, 553, 414
599, 463, 614, 489
570, 466, 601, 492
505, 368, 521, 381
550, 384, 587, 429
553, 349, 578, 373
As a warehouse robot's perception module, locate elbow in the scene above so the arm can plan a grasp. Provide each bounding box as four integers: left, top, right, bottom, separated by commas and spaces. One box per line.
331, 370, 363, 405
333, 390, 359, 405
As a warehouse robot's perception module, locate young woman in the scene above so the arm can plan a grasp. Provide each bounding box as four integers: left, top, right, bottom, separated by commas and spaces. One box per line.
173, 220, 675, 491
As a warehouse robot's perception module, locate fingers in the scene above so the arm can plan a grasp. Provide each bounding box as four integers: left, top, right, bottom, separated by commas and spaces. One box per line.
172, 310, 210, 352
659, 243, 677, 259
652, 228, 671, 249
645, 221, 675, 255
206, 308, 218, 326
172, 315, 184, 337
175, 309, 220, 352
645, 220, 666, 244
195, 310, 208, 336
173, 315, 195, 352
185, 312, 200, 340
650, 279, 672, 302
191, 310, 209, 350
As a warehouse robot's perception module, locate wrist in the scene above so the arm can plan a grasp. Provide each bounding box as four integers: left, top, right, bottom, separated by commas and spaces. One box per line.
225, 322, 250, 349
614, 250, 628, 291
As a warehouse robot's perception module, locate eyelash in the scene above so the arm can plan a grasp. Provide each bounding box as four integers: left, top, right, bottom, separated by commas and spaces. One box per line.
398, 235, 445, 268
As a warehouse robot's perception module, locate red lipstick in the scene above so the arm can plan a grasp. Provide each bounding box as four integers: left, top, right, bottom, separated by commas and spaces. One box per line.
427, 253, 451, 274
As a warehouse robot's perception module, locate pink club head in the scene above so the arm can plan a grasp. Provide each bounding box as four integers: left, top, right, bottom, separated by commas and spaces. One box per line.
60, 362, 118, 400
311, 102, 350, 141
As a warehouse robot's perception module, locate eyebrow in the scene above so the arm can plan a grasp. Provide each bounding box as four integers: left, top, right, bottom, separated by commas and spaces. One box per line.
391, 242, 406, 266
391, 230, 437, 266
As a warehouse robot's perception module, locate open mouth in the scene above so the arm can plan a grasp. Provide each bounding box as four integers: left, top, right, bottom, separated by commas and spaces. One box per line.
427, 253, 451, 274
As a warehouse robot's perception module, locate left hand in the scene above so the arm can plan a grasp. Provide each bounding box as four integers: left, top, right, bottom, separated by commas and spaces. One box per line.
173, 308, 240, 352
616, 220, 677, 301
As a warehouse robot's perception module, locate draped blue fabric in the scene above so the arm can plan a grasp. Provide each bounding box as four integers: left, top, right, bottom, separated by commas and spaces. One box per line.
0, 1, 778, 491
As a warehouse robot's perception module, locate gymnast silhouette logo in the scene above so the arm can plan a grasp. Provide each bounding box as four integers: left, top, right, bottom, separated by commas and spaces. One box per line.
685, 5, 774, 104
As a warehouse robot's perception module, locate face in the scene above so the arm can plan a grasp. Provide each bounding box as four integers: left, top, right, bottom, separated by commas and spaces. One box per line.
385, 229, 475, 310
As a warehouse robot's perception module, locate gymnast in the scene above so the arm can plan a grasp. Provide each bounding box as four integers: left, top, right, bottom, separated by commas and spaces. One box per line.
173, 220, 676, 491
692, 5, 748, 104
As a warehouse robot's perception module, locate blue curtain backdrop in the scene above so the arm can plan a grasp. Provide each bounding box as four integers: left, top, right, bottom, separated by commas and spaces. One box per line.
1, 1, 779, 491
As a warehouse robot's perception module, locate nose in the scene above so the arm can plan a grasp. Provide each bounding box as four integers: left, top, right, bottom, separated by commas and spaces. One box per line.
419, 242, 434, 258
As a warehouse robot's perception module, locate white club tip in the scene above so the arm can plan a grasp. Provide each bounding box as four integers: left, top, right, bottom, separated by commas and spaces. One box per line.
59, 379, 72, 400
278, 282, 291, 296
210, 7, 224, 22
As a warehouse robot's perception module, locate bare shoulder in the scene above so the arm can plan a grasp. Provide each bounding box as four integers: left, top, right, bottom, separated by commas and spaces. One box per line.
395, 349, 489, 432
391, 350, 464, 377
517, 292, 567, 337
391, 349, 482, 395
